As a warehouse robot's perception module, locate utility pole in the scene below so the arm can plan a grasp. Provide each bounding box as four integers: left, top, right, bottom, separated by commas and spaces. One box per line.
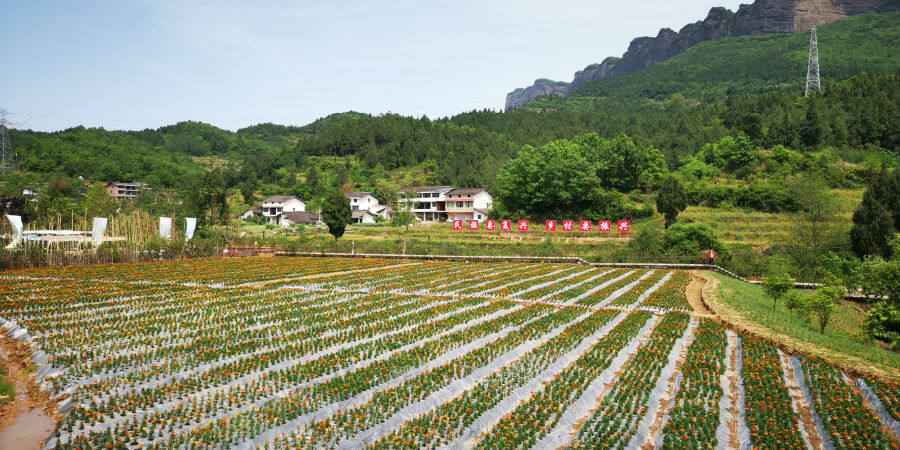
805, 26, 821, 97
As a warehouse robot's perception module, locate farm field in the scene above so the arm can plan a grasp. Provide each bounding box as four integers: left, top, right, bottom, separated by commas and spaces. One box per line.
0, 256, 897, 449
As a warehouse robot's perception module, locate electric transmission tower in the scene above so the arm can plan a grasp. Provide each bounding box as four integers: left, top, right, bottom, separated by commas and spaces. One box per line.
805, 26, 821, 97
0, 109, 29, 176
0, 109, 12, 176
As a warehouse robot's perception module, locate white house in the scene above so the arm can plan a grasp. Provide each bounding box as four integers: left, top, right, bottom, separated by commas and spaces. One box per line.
240, 207, 262, 220
445, 188, 493, 222
346, 192, 378, 211
397, 186, 454, 222
351, 210, 377, 224
261, 196, 306, 225
370, 205, 391, 221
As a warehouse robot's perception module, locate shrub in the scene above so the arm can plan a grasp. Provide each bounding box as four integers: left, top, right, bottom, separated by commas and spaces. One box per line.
661, 223, 729, 262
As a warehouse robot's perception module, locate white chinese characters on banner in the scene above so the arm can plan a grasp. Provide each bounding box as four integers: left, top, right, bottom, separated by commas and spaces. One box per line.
92, 217, 108, 247
159, 217, 173, 240
5, 215, 23, 249
184, 218, 197, 241
453, 218, 632, 233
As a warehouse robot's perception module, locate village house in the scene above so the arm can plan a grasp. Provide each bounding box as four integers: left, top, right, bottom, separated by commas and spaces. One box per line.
444, 188, 493, 222
397, 186, 453, 222
261, 195, 306, 226
240, 207, 262, 220
105, 182, 144, 199
281, 211, 321, 227
345, 192, 391, 223
351, 210, 377, 224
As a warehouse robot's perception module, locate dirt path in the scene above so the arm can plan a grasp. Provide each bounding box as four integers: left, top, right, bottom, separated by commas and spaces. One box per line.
725, 332, 741, 449
686, 271, 712, 316
0, 334, 57, 450
779, 351, 824, 450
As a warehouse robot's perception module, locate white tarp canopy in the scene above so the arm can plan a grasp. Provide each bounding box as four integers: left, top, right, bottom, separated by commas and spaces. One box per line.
184, 217, 197, 241
159, 217, 172, 240
5, 215, 23, 249
92, 217, 108, 247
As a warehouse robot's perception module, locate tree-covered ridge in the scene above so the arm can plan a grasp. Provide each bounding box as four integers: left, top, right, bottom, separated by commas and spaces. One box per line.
562, 12, 900, 102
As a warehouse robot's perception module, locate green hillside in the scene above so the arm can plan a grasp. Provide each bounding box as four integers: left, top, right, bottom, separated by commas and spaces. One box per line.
562, 12, 900, 102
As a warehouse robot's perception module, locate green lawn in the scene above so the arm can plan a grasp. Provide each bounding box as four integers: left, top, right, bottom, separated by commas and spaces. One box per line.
712, 273, 900, 375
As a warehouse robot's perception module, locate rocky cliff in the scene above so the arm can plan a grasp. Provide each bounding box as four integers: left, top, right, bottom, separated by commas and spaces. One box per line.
505, 0, 896, 109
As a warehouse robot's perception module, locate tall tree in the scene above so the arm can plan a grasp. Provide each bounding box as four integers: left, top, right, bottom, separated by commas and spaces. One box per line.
306, 165, 320, 198
789, 173, 840, 254
850, 190, 895, 259
656, 176, 687, 228
321, 189, 350, 241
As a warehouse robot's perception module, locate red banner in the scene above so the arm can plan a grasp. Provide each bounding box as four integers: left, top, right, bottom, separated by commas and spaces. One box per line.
454, 218, 632, 233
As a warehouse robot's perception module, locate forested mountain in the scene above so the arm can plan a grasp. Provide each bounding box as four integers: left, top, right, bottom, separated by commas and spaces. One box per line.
4, 11, 898, 206
506, 1, 899, 108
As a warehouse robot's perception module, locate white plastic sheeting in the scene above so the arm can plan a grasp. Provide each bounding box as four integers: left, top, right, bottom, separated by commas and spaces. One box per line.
625, 317, 699, 449
594, 270, 655, 308
512, 267, 597, 298
564, 270, 636, 305
158, 216, 172, 239
777, 349, 816, 450
273, 309, 585, 450
447, 312, 635, 449
64, 299, 508, 440
527, 315, 663, 449
854, 378, 900, 440
536, 269, 615, 301
624, 271, 673, 310
5, 214, 23, 248
715, 331, 752, 450
91, 217, 107, 246
789, 356, 835, 450
184, 217, 197, 241
244, 308, 563, 448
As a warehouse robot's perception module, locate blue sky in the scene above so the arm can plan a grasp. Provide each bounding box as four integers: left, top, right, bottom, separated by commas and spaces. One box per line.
1, 0, 746, 132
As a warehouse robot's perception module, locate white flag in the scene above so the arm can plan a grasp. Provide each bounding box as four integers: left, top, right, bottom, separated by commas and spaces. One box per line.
5, 215, 23, 249
92, 217, 108, 247
184, 217, 197, 241
159, 217, 173, 240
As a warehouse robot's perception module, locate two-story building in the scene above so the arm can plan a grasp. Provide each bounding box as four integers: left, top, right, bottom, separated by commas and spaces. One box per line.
445, 188, 493, 222
397, 186, 453, 222
106, 182, 143, 199
345, 192, 391, 223
261, 195, 306, 226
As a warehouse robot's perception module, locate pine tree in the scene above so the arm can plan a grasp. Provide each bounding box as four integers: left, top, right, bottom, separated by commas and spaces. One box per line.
656, 176, 687, 229
850, 187, 895, 259
322, 189, 350, 241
